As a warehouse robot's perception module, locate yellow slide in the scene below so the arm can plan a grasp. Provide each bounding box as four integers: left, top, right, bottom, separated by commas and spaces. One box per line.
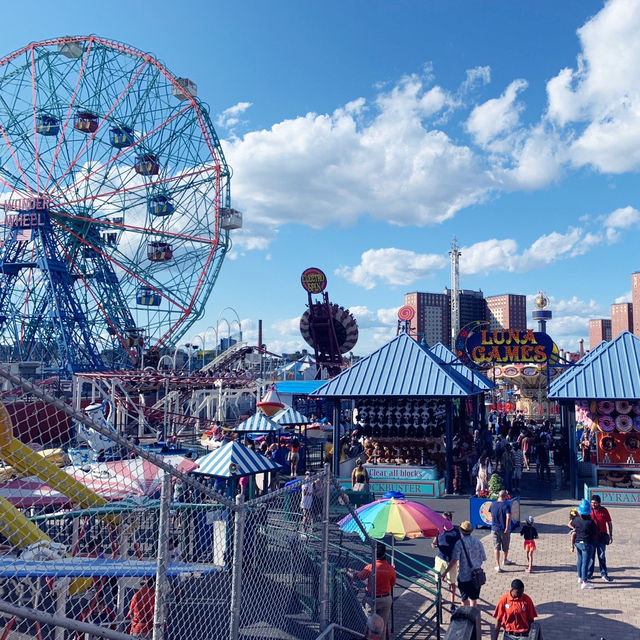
0, 401, 116, 591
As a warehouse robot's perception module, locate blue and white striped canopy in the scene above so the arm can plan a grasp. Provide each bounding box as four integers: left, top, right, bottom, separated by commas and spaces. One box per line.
233, 413, 280, 432
196, 441, 281, 477
272, 406, 311, 425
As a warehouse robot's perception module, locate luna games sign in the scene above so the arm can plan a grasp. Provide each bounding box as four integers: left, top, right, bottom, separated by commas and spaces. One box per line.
456, 321, 559, 368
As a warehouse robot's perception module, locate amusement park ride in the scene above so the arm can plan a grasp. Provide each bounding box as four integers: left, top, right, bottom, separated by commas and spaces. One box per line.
299, 268, 358, 378
0, 36, 241, 376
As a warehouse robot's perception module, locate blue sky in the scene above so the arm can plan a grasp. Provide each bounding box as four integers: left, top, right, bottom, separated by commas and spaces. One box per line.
4, 0, 639, 357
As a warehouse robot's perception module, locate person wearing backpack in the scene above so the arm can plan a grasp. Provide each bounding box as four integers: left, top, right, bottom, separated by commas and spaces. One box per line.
447, 521, 487, 608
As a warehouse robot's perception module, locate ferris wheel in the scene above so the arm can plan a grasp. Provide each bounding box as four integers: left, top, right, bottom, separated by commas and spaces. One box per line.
0, 36, 240, 374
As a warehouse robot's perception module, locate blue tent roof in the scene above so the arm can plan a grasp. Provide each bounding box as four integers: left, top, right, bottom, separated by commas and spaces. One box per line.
196, 441, 281, 477
272, 406, 311, 425
548, 331, 640, 400
274, 380, 324, 395
312, 332, 486, 398
429, 343, 495, 391
233, 413, 279, 432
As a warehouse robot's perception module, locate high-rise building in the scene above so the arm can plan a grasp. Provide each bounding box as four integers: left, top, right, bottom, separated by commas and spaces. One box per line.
611, 302, 633, 338
404, 289, 527, 348
632, 272, 640, 337
404, 291, 449, 347
486, 294, 527, 331
589, 319, 612, 350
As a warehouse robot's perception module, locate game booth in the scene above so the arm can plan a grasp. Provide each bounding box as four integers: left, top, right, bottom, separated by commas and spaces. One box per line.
312, 332, 493, 498
549, 331, 640, 506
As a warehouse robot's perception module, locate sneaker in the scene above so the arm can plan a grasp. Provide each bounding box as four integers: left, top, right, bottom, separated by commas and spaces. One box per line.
495, 566, 502, 572
582, 581, 594, 589
504, 560, 515, 566
578, 578, 583, 584
601, 575, 613, 582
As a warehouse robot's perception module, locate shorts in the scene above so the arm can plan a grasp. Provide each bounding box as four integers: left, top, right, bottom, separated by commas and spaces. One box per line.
288, 452, 299, 464
524, 540, 536, 552
434, 555, 458, 584
492, 530, 511, 552
458, 578, 481, 602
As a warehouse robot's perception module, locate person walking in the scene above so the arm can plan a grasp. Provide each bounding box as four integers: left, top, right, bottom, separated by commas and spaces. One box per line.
300, 471, 314, 530
431, 511, 461, 614
519, 516, 539, 573
475, 455, 492, 494
570, 499, 598, 589
588, 494, 613, 582
447, 521, 487, 608
492, 578, 538, 640
490, 490, 513, 572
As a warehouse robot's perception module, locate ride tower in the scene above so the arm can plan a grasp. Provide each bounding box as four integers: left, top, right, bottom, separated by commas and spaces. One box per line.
299, 268, 358, 378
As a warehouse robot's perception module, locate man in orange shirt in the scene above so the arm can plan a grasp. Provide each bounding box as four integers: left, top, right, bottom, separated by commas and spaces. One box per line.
492, 579, 537, 640
128, 578, 156, 639
348, 543, 396, 638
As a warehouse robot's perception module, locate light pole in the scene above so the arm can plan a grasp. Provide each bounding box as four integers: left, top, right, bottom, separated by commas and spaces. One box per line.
191, 335, 206, 369
205, 326, 219, 356
217, 307, 242, 342
157, 355, 173, 371
172, 345, 186, 370
217, 318, 232, 351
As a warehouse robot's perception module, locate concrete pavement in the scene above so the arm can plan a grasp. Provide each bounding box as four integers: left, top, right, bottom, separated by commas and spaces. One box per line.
392, 470, 640, 640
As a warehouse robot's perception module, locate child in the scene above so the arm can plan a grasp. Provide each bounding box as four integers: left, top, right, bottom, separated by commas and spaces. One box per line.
520, 515, 539, 572
568, 506, 578, 553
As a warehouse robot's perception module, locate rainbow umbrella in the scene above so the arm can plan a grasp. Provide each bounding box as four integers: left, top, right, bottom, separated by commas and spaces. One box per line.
338, 491, 451, 562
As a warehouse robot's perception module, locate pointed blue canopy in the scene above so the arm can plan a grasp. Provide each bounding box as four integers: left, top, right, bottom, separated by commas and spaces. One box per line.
196, 441, 281, 477
272, 406, 311, 425
313, 332, 487, 398
549, 331, 640, 400
429, 343, 494, 391
233, 412, 280, 432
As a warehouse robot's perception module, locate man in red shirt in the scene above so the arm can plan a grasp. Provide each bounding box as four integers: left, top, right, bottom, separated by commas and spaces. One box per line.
128, 578, 156, 639
349, 543, 396, 639
588, 494, 613, 582
492, 579, 537, 640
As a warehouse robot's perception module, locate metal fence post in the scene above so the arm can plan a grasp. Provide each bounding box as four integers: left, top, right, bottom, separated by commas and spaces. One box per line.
153, 471, 171, 640
230, 494, 246, 640
319, 464, 331, 628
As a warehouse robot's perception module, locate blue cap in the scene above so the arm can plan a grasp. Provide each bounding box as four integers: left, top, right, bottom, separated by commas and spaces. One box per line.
577, 499, 591, 516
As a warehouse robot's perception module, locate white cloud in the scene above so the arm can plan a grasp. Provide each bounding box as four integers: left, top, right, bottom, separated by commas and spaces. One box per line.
460, 66, 491, 94
543, 0, 640, 173
466, 79, 528, 147
223, 71, 495, 250
216, 102, 252, 129
603, 205, 640, 229
336, 248, 447, 289
615, 291, 632, 304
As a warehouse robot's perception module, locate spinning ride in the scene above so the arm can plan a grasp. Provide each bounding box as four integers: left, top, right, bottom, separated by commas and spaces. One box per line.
0, 36, 234, 374
299, 268, 358, 377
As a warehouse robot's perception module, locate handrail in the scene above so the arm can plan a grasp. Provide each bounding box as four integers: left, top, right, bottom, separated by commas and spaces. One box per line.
314, 623, 364, 639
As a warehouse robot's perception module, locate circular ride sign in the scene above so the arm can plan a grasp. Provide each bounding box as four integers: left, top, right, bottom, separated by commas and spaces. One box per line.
301, 267, 327, 294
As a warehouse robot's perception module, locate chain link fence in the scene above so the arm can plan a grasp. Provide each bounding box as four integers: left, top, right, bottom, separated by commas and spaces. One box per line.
0, 369, 439, 640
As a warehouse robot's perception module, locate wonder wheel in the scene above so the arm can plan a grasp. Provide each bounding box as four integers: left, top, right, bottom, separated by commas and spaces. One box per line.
0, 36, 237, 374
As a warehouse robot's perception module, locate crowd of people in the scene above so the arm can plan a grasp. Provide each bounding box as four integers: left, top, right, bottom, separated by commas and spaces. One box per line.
452, 414, 569, 496
430, 490, 616, 639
